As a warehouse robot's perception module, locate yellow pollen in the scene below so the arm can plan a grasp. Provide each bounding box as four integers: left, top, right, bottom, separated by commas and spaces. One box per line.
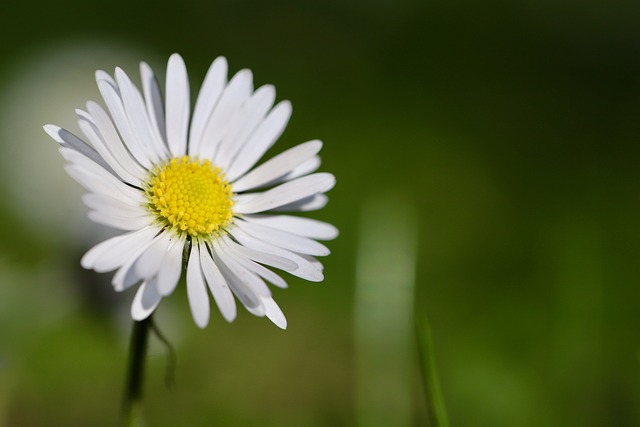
145, 156, 234, 237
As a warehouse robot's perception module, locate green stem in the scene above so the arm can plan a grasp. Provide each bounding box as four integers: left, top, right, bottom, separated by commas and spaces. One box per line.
416, 317, 450, 427
123, 317, 151, 427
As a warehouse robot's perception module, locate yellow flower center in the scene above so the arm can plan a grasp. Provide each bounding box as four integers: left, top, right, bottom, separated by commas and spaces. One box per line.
145, 156, 234, 237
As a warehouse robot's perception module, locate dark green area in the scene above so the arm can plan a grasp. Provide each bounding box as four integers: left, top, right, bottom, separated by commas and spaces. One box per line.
1, 0, 639, 425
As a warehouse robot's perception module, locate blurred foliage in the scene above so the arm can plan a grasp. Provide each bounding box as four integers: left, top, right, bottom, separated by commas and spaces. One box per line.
1, 0, 640, 426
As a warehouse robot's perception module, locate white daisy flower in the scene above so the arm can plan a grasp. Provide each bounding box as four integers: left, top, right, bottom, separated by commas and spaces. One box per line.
44, 53, 337, 330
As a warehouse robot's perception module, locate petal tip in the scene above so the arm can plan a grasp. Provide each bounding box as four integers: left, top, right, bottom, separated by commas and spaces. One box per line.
263, 297, 287, 329
43, 124, 61, 141
168, 53, 186, 68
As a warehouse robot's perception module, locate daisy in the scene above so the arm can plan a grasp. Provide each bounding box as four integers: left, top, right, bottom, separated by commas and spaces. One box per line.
44, 53, 336, 329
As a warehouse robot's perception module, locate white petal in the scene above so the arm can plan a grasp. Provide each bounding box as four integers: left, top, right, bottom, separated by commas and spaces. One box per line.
280, 155, 321, 182
82, 192, 145, 215
225, 100, 292, 182
61, 149, 142, 205
220, 236, 288, 288
131, 279, 162, 321
232, 227, 324, 282
97, 79, 153, 169
213, 84, 274, 170
236, 219, 329, 256
58, 147, 141, 200
140, 61, 167, 144
243, 214, 338, 240
85, 207, 149, 231
243, 302, 265, 317
115, 67, 167, 161
198, 69, 253, 161
133, 231, 173, 278
43, 125, 111, 173
95, 70, 117, 90
242, 260, 288, 289
232, 140, 322, 192
213, 242, 271, 297
234, 173, 335, 214
63, 160, 118, 197
273, 193, 328, 212
239, 155, 322, 190
198, 241, 236, 322
299, 253, 324, 271
188, 56, 228, 156
81, 226, 158, 273
210, 241, 265, 314
156, 237, 185, 296
222, 231, 297, 271
113, 262, 142, 291
112, 232, 184, 296
84, 101, 147, 182
69, 107, 136, 181
165, 53, 189, 157
262, 296, 287, 329
87, 210, 149, 231
186, 242, 210, 328
112, 232, 167, 291
230, 193, 256, 206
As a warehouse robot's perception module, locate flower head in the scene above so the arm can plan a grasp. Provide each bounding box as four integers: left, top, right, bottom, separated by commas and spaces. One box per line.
44, 53, 336, 329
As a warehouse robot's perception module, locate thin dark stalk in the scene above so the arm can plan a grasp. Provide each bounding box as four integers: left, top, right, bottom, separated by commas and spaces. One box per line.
122, 317, 151, 427
149, 317, 176, 390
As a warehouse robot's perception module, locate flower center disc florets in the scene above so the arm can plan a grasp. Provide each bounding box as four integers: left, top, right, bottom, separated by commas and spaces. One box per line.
146, 156, 234, 237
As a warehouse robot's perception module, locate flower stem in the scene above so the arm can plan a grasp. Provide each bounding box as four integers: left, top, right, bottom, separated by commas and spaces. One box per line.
123, 317, 151, 427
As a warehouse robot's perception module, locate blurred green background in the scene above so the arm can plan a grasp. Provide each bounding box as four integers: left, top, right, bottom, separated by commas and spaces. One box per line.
1, 0, 640, 426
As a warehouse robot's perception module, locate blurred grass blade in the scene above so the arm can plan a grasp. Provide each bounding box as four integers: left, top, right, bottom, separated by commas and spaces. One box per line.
416, 316, 450, 427
354, 195, 417, 427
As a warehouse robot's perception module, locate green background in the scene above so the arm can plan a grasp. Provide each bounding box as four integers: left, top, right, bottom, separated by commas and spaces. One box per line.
1, 1, 639, 426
